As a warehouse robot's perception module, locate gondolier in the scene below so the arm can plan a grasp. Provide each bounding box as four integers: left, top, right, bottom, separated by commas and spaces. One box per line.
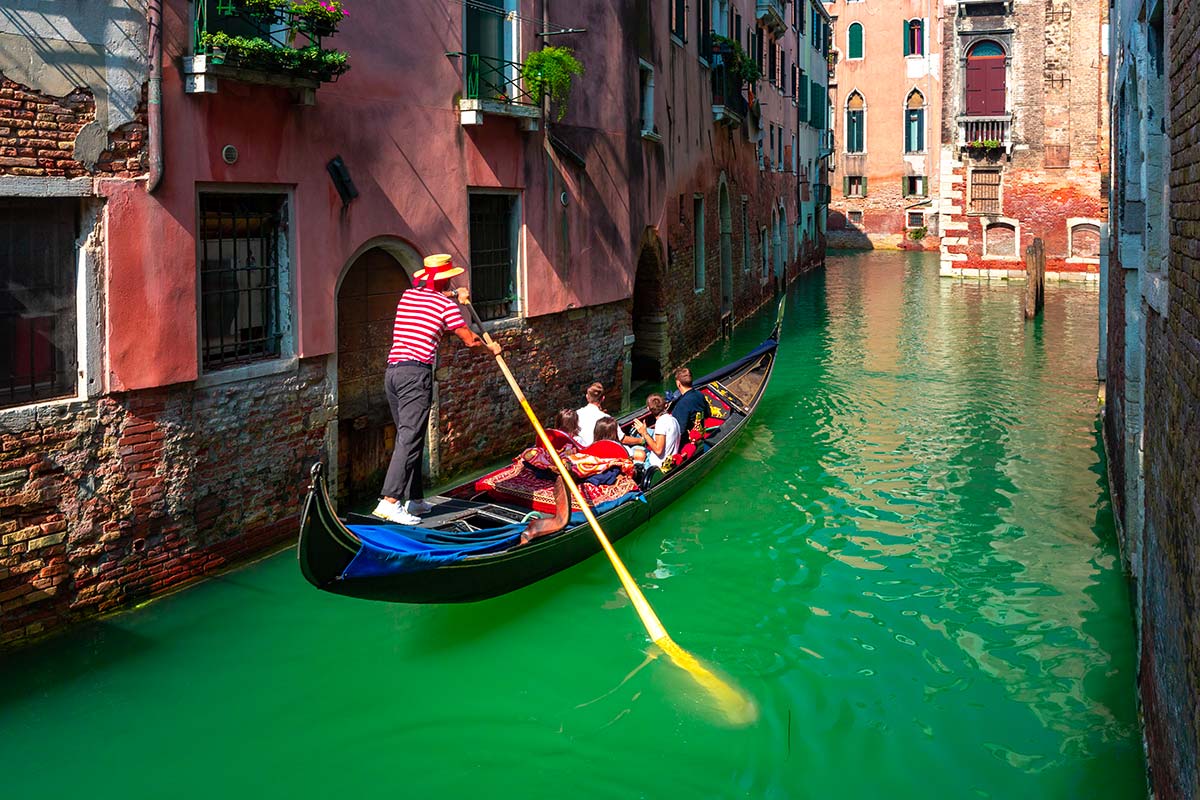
372, 254, 501, 525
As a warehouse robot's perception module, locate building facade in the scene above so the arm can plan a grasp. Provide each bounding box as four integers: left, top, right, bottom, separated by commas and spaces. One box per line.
937, 0, 1108, 279
824, 0, 944, 250
0, 1, 828, 649
1105, 0, 1199, 796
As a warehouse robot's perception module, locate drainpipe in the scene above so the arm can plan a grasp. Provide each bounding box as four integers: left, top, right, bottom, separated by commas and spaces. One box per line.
147, 0, 164, 193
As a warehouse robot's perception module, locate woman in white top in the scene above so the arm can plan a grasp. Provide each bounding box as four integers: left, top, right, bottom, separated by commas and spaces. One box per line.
631, 393, 680, 468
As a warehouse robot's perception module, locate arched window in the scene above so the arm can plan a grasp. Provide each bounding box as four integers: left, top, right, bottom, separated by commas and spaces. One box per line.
905, 90, 925, 153
846, 91, 865, 153
904, 19, 924, 56
848, 23, 864, 60
966, 40, 1006, 116
984, 221, 1017, 257
1070, 223, 1101, 259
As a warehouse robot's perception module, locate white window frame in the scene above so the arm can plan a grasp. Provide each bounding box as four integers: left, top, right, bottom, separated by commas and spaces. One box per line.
0, 182, 99, 411
467, 188, 524, 328
638, 59, 659, 141
693, 193, 706, 293
981, 216, 1022, 261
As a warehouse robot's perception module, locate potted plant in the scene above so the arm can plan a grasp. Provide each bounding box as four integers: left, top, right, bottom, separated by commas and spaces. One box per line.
521, 46, 583, 121
293, 0, 348, 37
967, 138, 1002, 154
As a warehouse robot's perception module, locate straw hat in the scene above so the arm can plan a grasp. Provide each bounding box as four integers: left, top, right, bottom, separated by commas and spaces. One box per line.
413, 253, 465, 282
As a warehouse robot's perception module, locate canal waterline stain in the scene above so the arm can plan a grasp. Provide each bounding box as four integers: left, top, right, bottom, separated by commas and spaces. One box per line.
0, 252, 1145, 798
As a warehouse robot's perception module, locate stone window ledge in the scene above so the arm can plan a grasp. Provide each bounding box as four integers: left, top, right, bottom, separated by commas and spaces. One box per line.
195, 356, 299, 390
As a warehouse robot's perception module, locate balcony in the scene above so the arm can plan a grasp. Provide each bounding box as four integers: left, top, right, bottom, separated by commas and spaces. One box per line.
453, 52, 540, 128
184, 0, 350, 101
710, 41, 747, 127
958, 115, 1013, 155
756, 0, 786, 35
827, 50, 838, 83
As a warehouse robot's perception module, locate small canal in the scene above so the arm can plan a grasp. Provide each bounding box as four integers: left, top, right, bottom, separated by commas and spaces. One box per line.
0, 251, 1145, 798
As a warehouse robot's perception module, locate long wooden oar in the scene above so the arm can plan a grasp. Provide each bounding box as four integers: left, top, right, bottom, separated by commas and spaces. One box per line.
464, 303, 756, 726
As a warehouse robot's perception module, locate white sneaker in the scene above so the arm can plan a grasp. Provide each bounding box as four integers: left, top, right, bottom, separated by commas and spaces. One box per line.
371, 500, 421, 526
406, 499, 434, 515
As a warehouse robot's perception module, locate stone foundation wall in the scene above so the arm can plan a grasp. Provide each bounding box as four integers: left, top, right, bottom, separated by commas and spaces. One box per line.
0, 359, 334, 649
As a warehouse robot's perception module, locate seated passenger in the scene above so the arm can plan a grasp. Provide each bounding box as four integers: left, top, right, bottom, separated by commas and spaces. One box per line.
669, 366, 709, 442
575, 382, 609, 447
631, 393, 680, 468
552, 408, 582, 444
591, 415, 621, 444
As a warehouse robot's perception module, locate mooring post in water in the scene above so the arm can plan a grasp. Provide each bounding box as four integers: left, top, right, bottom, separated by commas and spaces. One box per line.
1024, 237, 1046, 319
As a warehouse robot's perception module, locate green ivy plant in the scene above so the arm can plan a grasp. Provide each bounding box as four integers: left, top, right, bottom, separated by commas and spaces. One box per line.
199, 31, 349, 80
225, 0, 348, 35
711, 34, 761, 85
907, 226, 927, 241
521, 46, 583, 121
968, 138, 1002, 151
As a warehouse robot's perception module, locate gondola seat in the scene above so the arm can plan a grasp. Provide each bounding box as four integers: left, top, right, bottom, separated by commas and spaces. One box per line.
475, 451, 639, 514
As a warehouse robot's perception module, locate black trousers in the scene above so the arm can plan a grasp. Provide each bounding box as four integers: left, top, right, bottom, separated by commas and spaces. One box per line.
381, 363, 433, 501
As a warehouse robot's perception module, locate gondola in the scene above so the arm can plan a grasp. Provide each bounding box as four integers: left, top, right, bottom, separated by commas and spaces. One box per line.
297, 300, 783, 603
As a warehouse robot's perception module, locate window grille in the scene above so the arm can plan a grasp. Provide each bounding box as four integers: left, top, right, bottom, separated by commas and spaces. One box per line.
469, 193, 518, 321
0, 199, 78, 409
970, 169, 1002, 214
199, 193, 287, 370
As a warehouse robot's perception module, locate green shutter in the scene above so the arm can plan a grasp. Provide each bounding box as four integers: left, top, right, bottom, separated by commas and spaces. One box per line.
849, 23, 863, 59
902, 177, 908, 197
843, 176, 850, 196
798, 73, 809, 120
903, 21, 911, 56
862, 177, 868, 198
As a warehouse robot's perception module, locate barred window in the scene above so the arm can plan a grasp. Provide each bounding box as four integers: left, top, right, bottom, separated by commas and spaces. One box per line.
969, 169, 1002, 214
469, 192, 519, 321
0, 199, 78, 409
199, 193, 289, 371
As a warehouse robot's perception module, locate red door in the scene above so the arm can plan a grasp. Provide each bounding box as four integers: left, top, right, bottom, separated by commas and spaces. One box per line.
966, 55, 1006, 116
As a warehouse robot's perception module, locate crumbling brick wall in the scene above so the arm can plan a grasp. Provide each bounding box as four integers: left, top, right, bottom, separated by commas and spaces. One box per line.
0, 78, 147, 179
0, 360, 334, 650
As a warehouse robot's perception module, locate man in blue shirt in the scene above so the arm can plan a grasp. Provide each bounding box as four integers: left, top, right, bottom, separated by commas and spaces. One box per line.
670, 366, 709, 440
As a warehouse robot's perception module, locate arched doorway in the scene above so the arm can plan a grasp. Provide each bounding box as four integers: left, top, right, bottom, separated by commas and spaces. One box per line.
718, 178, 733, 314
631, 228, 668, 384
336, 242, 419, 506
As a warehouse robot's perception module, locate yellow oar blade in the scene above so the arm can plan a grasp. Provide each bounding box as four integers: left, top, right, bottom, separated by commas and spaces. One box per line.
655, 635, 759, 727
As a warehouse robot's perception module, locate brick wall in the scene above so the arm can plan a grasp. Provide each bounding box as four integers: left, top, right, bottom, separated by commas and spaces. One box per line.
938, 1, 1107, 277
0, 77, 147, 179
431, 302, 632, 478
1137, 0, 1200, 792
0, 360, 334, 649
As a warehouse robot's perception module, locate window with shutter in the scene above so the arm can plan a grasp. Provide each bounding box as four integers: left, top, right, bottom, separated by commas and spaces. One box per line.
848, 23, 863, 59
846, 91, 865, 152
966, 41, 1006, 116
905, 20, 923, 56
905, 90, 925, 152
798, 70, 809, 119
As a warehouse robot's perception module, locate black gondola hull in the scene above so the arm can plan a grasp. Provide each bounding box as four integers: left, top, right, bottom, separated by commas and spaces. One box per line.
298, 316, 780, 604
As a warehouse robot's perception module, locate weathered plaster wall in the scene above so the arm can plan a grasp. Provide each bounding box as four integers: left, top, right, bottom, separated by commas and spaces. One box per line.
0, 1, 148, 166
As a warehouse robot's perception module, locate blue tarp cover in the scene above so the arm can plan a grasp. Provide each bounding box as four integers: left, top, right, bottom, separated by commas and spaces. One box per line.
341, 492, 643, 579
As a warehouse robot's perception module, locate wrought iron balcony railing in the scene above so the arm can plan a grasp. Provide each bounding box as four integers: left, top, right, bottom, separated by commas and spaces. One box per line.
710, 44, 748, 127
185, 0, 349, 96
453, 52, 540, 125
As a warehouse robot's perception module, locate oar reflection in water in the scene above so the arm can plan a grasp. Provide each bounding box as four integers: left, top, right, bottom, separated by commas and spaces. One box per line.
465, 302, 759, 727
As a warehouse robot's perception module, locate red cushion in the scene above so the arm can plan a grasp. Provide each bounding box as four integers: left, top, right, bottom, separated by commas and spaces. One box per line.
581, 439, 628, 459
704, 417, 725, 429
540, 428, 581, 451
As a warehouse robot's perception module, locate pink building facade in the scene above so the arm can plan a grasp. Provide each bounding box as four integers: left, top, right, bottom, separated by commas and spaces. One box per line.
824, 0, 944, 250
0, 0, 829, 648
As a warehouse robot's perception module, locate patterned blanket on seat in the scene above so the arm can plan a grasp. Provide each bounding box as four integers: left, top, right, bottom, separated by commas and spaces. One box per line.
476, 447, 640, 514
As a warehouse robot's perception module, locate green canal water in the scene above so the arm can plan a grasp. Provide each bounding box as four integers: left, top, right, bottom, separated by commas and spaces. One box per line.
0, 252, 1145, 798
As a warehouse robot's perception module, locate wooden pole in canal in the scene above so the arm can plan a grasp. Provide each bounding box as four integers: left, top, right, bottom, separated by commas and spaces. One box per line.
1024, 237, 1045, 319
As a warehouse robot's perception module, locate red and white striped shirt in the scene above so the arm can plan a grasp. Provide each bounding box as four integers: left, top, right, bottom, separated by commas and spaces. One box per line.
387, 288, 467, 365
